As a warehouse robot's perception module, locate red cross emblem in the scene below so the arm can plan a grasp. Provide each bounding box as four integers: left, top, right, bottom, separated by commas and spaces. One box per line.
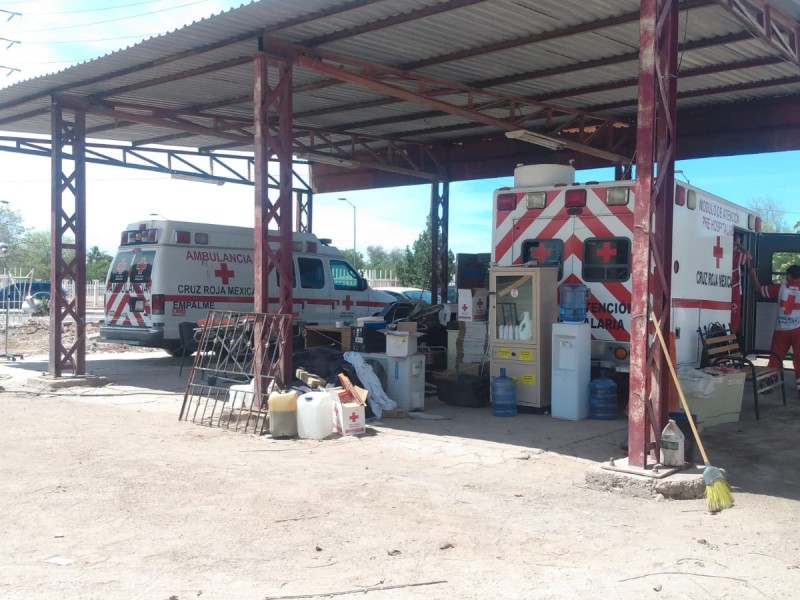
214, 263, 235, 285
531, 244, 551, 263
780, 294, 800, 315
342, 294, 353, 310
595, 241, 617, 264
476, 297, 484, 310
712, 236, 724, 268
349, 411, 359, 423
134, 258, 148, 276
116, 259, 127, 273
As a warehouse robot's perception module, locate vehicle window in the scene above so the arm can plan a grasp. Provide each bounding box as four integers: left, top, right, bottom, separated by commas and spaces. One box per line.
330, 259, 361, 291
521, 240, 563, 279
107, 251, 155, 284
582, 238, 630, 282
129, 251, 155, 284
769, 251, 800, 284
108, 252, 135, 284
297, 257, 325, 289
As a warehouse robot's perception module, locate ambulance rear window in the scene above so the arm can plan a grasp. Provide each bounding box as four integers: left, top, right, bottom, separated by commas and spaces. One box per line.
521, 240, 563, 279
107, 250, 154, 284
582, 238, 630, 282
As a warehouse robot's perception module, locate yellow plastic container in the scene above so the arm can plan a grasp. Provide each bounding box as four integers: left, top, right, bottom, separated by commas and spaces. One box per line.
268, 390, 298, 438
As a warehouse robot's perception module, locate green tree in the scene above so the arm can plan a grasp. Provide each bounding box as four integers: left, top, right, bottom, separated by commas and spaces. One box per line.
365, 245, 404, 272
396, 215, 455, 291
87, 245, 113, 281
15, 231, 54, 280
338, 248, 364, 270
0, 203, 30, 263
13, 231, 77, 280
746, 197, 788, 233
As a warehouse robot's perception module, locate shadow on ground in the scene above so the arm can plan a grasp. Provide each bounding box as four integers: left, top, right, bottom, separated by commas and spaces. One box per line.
3, 351, 799, 502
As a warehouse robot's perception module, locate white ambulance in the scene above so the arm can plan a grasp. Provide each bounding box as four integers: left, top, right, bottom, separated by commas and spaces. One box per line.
99, 219, 395, 353
492, 164, 799, 372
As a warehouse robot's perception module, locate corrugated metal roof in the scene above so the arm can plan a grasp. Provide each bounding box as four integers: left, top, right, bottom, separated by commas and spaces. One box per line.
1, 0, 799, 182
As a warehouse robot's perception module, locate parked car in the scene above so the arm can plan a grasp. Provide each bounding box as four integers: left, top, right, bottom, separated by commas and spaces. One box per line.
375, 286, 432, 305
0, 281, 53, 309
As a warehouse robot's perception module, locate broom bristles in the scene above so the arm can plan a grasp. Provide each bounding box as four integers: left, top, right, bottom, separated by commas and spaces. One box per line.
706, 478, 734, 512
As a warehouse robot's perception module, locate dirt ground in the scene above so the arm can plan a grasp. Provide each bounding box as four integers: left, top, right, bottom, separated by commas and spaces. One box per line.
1, 319, 800, 599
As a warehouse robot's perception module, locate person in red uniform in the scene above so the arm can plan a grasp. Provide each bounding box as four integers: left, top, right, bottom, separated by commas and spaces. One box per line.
748, 264, 800, 397
731, 234, 752, 337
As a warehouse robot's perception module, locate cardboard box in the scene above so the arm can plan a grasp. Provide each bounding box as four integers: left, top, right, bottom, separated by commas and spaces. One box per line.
457, 288, 489, 322
331, 387, 366, 435
384, 323, 424, 357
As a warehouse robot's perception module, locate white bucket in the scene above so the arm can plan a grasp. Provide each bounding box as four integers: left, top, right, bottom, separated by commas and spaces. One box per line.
296, 391, 333, 440
514, 164, 575, 187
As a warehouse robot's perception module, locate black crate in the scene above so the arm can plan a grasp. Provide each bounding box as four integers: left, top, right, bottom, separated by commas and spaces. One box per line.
351, 326, 386, 353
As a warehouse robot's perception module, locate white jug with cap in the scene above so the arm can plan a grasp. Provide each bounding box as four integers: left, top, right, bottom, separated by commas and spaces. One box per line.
296, 391, 333, 440
659, 419, 685, 467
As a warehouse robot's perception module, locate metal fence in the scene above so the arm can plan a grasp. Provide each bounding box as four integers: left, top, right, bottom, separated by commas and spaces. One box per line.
179, 310, 292, 435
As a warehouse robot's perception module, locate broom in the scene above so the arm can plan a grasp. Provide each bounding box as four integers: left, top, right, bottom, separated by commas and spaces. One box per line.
650, 311, 734, 512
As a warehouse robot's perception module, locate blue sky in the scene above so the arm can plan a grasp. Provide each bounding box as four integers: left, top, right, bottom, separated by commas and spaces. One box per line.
1, 1, 799, 254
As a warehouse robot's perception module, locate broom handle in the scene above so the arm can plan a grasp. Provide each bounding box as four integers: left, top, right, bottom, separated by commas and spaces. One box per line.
650, 311, 710, 464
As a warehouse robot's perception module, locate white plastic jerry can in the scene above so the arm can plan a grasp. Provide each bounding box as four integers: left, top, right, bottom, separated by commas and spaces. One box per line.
659, 419, 685, 467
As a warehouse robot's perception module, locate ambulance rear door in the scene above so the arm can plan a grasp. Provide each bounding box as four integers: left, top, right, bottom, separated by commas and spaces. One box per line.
751, 233, 800, 350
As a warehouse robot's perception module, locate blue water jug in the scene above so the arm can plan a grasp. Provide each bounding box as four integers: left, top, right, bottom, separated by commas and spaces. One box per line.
559, 283, 588, 323
589, 369, 618, 420
491, 368, 517, 417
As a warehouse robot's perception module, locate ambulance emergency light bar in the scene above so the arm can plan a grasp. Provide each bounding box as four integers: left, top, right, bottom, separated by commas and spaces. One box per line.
121, 227, 158, 245
296, 152, 359, 169
505, 129, 567, 151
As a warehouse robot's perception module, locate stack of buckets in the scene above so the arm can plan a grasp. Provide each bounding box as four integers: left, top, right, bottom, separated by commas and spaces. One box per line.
560, 283, 618, 420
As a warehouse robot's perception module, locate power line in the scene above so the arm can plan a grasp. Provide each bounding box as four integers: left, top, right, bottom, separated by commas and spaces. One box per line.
13, 0, 212, 33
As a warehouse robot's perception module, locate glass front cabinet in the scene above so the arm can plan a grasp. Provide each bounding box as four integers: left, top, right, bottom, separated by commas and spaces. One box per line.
489, 266, 559, 410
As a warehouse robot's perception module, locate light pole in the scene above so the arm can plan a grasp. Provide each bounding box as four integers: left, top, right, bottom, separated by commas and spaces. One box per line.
338, 197, 356, 268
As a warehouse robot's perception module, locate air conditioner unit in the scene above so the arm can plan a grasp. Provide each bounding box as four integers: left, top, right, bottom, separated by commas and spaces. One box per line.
361, 352, 425, 411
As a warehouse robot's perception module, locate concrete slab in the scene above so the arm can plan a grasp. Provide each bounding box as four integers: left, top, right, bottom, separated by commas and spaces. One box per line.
0, 351, 798, 506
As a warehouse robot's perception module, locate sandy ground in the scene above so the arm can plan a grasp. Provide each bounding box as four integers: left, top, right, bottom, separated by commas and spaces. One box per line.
1, 319, 800, 599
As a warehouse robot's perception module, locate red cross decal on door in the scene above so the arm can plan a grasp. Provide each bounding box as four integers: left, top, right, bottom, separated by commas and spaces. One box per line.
134, 258, 149, 276
595, 241, 617, 264
712, 236, 724, 268
780, 294, 800, 315
476, 297, 485, 310
342, 294, 353, 310
116, 258, 127, 273
349, 411, 359, 423
531, 244, 551, 264
214, 263, 235, 285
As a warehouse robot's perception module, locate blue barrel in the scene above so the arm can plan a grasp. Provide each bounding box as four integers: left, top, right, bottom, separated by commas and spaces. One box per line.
559, 283, 588, 322
491, 368, 517, 417
589, 369, 618, 420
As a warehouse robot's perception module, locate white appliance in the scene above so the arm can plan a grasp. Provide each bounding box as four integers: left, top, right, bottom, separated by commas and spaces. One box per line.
551, 322, 591, 420
361, 352, 426, 411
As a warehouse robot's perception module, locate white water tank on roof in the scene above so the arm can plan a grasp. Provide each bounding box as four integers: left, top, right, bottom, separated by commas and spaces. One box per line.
514, 164, 575, 187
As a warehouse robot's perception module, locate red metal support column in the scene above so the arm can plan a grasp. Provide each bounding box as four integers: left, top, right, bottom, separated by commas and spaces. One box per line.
253, 51, 293, 388
430, 180, 450, 303
49, 99, 87, 377
296, 190, 312, 233
630, 0, 679, 468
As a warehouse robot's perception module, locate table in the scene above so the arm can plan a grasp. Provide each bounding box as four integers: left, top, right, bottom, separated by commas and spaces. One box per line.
304, 325, 353, 352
